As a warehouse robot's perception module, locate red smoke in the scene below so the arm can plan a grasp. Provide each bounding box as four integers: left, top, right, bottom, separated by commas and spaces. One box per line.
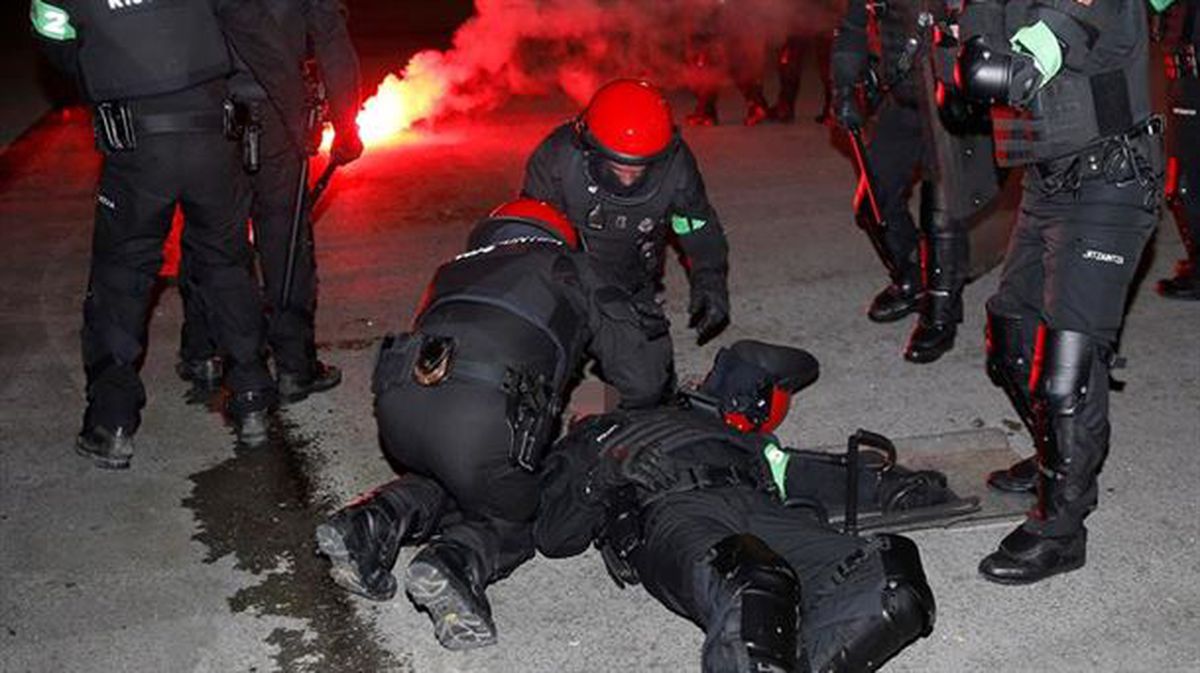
342, 0, 841, 149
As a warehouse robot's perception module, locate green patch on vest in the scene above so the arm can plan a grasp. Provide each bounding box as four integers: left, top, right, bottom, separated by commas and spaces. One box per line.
31, 0, 76, 41
1012, 20, 1062, 87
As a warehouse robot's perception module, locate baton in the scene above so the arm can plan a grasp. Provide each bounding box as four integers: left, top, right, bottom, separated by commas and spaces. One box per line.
309, 160, 339, 206
846, 127, 900, 276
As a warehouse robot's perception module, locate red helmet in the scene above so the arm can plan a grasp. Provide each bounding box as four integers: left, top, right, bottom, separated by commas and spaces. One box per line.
699, 340, 820, 434
577, 79, 677, 164
466, 198, 579, 250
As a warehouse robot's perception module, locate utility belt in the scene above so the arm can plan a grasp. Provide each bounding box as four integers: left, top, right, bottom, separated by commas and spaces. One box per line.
1031, 116, 1165, 199
1166, 45, 1199, 81
93, 100, 230, 154
372, 331, 561, 472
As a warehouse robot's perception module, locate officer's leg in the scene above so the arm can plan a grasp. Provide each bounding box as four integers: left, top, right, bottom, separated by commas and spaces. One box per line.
250, 109, 341, 399
176, 259, 223, 395
1159, 96, 1200, 298
982, 192, 1047, 493
799, 534, 936, 672
980, 183, 1156, 584
864, 102, 924, 323
685, 33, 722, 127
316, 473, 447, 601
179, 132, 275, 443
904, 182, 970, 363
636, 491, 800, 673
769, 36, 803, 123
78, 140, 182, 468
729, 34, 770, 126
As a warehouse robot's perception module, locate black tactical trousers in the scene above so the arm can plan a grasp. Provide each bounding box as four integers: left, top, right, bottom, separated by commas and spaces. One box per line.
1168, 78, 1200, 254
987, 170, 1158, 534
83, 129, 271, 431
374, 367, 539, 585
181, 104, 317, 376
631, 487, 890, 669
866, 100, 927, 277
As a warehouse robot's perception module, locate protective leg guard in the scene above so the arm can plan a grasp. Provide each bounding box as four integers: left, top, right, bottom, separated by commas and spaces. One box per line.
702, 534, 801, 673
980, 329, 1108, 584
316, 477, 443, 601
905, 188, 968, 363
811, 535, 936, 673
405, 539, 497, 650
1158, 171, 1200, 300
983, 310, 1040, 493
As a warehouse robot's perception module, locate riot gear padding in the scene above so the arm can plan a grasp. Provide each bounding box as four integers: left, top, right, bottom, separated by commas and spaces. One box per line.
816, 534, 935, 672
956, 35, 1041, 107
984, 310, 1037, 435
577, 79, 679, 165
703, 534, 801, 673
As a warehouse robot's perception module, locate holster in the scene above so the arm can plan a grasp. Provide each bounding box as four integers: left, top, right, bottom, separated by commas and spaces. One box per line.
596, 484, 643, 588
223, 100, 262, 174
93, 102, 137, 153
503, 367, 559, 472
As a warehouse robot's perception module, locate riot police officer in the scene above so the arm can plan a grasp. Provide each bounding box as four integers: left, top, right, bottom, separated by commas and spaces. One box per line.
1157, 0, 1200, 299
315, 200, 673, 649
535, 341, 937, 672
178, 0, 364, 401
831, 0, 1001, 363
522, 79, 731, 348
958, 0, 1164, 582
30, 0, 306, 464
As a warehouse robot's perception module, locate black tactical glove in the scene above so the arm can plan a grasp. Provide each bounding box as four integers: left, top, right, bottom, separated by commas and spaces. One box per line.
688, 270, 730, 346
832, 85, 864, 131
331, 123, 364, 166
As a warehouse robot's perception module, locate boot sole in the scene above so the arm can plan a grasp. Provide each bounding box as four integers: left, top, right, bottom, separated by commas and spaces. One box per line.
405, 560, 497, 650
978, 553, 1086, 585
315, 522, 397, 601
74, 437, 131, 470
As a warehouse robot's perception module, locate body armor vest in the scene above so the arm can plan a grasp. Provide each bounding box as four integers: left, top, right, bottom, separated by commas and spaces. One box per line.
417, 241, 588, 390
560, 146, 686, 292
71, 0, 231, 102
993, 0, 1153, 166
870, 0, 930, 106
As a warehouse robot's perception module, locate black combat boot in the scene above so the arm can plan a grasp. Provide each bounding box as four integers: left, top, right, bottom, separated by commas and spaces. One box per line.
742, 84, 770, 127
176, 356, 223, 390
986, 456, 1038, 493
1157, 202, 1200, 300
980, 330, 1108, 584
277, 360, 342, 404
405, 539, 498, 650
76, 425, 135, 470
904, 196, 967, 363
867, 269, 921, 323
228, 390, 272, 447
687, 93, 720, 127
316, 480, 429, 601
1157, 260, 1200, 300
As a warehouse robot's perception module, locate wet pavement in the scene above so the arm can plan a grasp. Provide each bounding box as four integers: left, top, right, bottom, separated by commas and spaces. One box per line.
2, 70, 1199, 673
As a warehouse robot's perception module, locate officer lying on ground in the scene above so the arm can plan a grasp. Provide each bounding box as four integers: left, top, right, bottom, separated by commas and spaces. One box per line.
315, 199, 673, 649
535, 340, 938, 672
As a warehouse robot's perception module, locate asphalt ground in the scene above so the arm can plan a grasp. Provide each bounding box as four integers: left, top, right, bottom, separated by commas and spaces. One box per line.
1, 74, 1198, 673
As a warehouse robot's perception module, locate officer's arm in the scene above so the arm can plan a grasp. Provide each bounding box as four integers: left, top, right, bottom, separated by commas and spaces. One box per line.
215, 0, 308, 153
30, 0, 80, 80
303, 0, 362, 142
520, 132, 568, 212
534, 439, 607, 558
671, 146, 729, 281
830, 0, 870, 89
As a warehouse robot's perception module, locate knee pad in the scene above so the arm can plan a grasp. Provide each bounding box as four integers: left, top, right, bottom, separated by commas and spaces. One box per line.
704, 534, 801, 673
815, 534, 935, 673
1035, 329, 1099, 417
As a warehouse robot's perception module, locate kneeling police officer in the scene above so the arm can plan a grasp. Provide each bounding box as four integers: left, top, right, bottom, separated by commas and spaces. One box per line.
315, 200, 673, 649
536, 341, 937, 672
